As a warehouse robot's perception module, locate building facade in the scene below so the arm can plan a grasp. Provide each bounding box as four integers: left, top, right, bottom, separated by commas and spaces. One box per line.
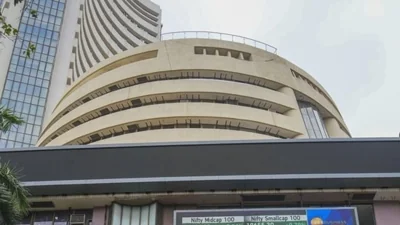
45, 0, 162, 127
0, 0, 67, 148
2, 138, 400, 225
0, 0, 162, 148
37, 35, 350, 147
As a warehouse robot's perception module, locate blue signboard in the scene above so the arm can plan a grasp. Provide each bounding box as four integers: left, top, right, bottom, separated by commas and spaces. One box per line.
306, 208, 357, 225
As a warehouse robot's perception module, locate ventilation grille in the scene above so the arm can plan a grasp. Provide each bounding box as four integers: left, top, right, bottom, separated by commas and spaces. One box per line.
70, 214, 85, 224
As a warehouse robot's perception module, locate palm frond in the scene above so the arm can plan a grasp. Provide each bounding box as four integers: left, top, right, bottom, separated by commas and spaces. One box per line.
0, 162, 30, 217
0, 106, 24, 133
0, 182, 21, 225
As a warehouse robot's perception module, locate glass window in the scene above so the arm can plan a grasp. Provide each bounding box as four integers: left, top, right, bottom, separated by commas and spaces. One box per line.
3, 91, 11, 98
15, 102, 23, 112
54, 211, 69, 225
33, 86, 41, 97
30, 136, 38, 144
39, 98, 46, 106
28, 115, 35, 124
29, 105, 38, 115
10, 92, 18, 100
14, 142, 22, 148
5, 80, 13, 90
8, 100, 16, 109
22, 103, 30, 114
26, 85, 34, 95
33, 212, 53, 225
23, 135, 31, 144
17, 93, 25, 102
1, 0, 65, 148
7, 141, 15, 148
33, 125, 41, 135
298, 101, 329, 139
15, 130, 25, 142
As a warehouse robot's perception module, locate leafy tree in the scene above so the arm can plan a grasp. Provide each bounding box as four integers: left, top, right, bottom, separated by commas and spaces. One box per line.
0, 161, 30, 225
0, 106, 24, 133
0, 106, 29, 225
0, 0, 38, 57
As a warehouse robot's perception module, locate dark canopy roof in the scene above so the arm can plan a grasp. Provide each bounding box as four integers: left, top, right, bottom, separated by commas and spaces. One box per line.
1, 138, 400, 196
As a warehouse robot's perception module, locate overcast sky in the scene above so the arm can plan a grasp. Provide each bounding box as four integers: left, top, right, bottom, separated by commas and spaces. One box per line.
153, 0, 400, 138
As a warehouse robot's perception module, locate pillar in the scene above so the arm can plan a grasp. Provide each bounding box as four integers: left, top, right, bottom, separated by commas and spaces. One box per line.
374, 202, 400, 225
93, 207, 107, 225
162, 206, 174, 225
239, 52, 244, 60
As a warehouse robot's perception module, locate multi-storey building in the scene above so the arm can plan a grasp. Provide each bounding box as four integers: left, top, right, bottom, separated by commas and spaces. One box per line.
0, 0, 162, 148
37, 33, 350, 147
6, 1, 400, 225
0, 0, 67, 148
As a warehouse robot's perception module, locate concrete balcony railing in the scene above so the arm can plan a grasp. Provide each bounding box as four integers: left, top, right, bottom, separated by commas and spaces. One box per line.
161, 31, 277, 54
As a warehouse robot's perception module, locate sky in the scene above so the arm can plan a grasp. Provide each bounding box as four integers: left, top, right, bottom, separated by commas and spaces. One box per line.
153, 0, 400, 138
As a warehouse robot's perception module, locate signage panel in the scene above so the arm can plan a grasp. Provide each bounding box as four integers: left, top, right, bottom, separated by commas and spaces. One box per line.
175, 207, 358, 225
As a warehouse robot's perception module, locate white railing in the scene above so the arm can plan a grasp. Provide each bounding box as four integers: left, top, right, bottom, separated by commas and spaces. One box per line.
161, 31, 277, 54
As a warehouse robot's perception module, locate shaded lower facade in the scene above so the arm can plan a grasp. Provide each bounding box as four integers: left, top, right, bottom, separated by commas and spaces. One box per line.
2, 138, 400, 225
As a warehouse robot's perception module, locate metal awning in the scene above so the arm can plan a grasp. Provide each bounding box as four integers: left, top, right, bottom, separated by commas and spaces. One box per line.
1, 138, 399, 196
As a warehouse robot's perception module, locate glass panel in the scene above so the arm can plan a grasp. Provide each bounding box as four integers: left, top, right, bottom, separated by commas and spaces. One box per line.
54, 211, 69, 225
33, 212, 53, 225
0, 0, 66, 148
313, 109, 328, 138
298, 101, 328, 139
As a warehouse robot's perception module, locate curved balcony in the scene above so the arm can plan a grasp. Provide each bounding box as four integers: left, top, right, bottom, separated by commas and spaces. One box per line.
161, 31, 277, 53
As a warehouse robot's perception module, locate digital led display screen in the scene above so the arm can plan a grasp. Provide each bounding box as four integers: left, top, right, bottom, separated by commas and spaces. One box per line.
174, 207, 358, 225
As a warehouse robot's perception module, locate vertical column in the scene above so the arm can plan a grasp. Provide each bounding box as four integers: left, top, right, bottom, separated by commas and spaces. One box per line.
278, 87, 308, 138
238, 52, 244, 60
111, 204, 122, 225
162, 206, 174, 225
374, 202, 400, 225
324, 117, 349, 138
93, 207, 107, 225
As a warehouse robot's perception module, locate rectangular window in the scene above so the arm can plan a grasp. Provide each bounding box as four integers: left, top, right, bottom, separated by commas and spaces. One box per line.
0, 0, 66, 148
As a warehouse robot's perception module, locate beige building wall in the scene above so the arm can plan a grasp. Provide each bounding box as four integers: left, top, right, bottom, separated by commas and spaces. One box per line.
38, 38, 350, 146
68, 0, 162, 84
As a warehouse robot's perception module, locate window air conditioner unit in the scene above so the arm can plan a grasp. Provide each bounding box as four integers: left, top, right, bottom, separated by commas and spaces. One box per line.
70, 215, 86, 224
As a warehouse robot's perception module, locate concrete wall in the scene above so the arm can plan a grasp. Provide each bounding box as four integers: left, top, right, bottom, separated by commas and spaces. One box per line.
38, 39, 350, 146
44, 0, 82, 124
93, 207, 108, 225
374, 202, 400, 225
69, 0, 162, 82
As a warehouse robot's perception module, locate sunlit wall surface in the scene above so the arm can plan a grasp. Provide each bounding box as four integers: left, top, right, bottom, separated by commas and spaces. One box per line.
0, 0, 65, 148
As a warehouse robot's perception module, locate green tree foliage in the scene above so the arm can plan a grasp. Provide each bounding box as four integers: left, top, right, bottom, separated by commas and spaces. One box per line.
0, 106, 24, 133
0, 106, 28, 225
0, 0, 38, 57
0, 161, 30, 225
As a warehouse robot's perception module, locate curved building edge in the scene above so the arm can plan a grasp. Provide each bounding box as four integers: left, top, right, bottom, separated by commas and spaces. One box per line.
38, 38, 350, 146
